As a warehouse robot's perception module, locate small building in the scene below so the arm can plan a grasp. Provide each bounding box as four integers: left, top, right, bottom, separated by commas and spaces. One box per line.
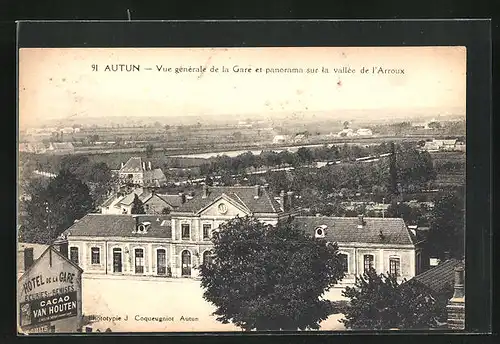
46, 142, 75, 155
17, 240, 83, 334
293, 215, 424, 285
118, 157, 167, 187
100, 188, 182, 215
272, 135, 288, 144
19, 142, 47, 154
356, 128, 373, 136
337, 129, 355, 137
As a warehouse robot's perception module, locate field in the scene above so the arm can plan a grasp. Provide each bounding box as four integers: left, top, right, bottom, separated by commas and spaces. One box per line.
81, 275, 346, 332
430, 151, 466, 188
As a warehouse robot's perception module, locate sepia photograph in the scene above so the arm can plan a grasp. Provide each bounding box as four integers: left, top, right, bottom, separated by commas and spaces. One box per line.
17, 46, 467, 333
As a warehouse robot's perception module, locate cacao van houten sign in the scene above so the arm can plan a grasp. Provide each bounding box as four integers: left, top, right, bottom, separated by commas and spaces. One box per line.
20, 291, 78, 326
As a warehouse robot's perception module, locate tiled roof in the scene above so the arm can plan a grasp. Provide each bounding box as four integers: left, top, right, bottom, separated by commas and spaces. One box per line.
120, 157, 144, 173
152, 168, 166, 180
155, 194, 184, 208
173, 186, 283, 214
64, 214, 172, 238
409, 258, 464, 295
292, 216, 415, 246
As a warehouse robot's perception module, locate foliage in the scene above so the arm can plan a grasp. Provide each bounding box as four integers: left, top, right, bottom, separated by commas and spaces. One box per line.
386, 202, 428, 226
341, 269, 447, 330
427, 190, 465, 260
20, 169, 94, 244
199, 216, 346, 331
131, 194, 146, 214
145, 144, 154, 158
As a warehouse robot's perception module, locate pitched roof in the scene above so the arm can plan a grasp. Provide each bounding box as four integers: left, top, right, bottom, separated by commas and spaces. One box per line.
292, 216, 415, 246
409, 258, 464, 295
64, 214, 172, 238
151, 194, 184, 208
151, 168, 166, 180
172, 186, 283, 214
120, 157, 144, 173
118, 188, 151, 206
17, 243, 50, 274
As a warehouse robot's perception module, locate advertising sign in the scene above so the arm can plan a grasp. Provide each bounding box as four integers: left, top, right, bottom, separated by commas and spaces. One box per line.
20, 291, 78, 327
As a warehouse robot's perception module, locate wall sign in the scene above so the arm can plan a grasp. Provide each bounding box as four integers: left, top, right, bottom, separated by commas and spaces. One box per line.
20, 291, 78, 327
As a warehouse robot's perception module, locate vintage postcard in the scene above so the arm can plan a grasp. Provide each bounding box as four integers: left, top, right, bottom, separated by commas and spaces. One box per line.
17, 46, 467, 333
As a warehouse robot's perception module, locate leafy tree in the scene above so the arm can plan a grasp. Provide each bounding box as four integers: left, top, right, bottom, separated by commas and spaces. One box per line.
131, 194, 146, 214
199, 216, 346, 331
161, 207, 171, 215
341, 269, 447, 330
20, 169, 94, 244
145, 144, 154, 158
427, 191, 465, 260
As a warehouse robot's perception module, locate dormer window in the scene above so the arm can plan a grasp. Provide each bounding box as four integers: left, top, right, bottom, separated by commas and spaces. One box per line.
315, 225, 327, 238
136, 221, 151, 234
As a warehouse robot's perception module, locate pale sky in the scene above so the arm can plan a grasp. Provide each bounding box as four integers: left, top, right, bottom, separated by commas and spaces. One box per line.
18, 47, 466, 128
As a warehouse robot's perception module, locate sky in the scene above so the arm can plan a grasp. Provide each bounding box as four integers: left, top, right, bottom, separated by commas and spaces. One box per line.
18, 47, 466, 129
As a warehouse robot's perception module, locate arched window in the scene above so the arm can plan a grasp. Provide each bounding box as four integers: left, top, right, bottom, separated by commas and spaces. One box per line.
203, 250, 213, 265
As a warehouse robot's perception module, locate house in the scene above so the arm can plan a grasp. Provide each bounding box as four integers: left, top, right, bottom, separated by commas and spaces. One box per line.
356, 128, 373, 136
337, 129, 355, 137
118, 157, 167, 187
19, 142, 47, 154
64, 185, 298, 278
144, 193, 184, 215
17, 242, 83, 333
272, 135, 291, 145
293, 215, 424, 284
46, 142, 75, 155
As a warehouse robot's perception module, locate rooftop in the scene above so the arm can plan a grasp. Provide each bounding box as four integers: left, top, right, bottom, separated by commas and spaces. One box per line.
408, 258, 464, 295
172, 186, 284, 215
292, 216, 416, 246
64, 214, 172, 238
120, 157, 145, 173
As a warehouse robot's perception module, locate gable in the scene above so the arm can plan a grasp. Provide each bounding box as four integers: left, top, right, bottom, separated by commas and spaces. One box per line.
198, 195, 251, 217
18, 247, 82, 302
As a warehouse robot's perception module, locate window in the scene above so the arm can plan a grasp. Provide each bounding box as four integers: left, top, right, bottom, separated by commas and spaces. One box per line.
157, 249, 166, 275
135, 248, 144, 274
91, 247, 100, 264
203, 224, 211, 240
363, 254, 374, 273
339, 253, 348, 273
203, 250, 213, 265
181, 224, 190, 240
69, 247, 79, 265
389, 257, 401, 276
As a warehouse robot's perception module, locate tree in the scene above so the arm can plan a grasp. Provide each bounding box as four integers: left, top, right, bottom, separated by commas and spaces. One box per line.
145, 144, 154, 158
20, 169, 94, 244
199, 216, 346, 331
427, 191, 465, 260
131, 194, 146, 214
341, 269, 447, 330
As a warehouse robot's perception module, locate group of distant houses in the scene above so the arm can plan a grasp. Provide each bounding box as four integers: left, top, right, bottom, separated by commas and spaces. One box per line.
420, 139, 466, 152
271, 128, 374, 145
19, 142, 75, 155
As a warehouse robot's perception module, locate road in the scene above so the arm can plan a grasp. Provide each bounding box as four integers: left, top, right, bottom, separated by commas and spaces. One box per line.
81, 275, 346, 332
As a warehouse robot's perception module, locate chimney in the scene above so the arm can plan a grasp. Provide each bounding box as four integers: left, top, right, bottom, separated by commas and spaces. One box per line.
24, 247, 34, 271
133, 215, 140, 230
357, 215, 365, 229
148, 161, 152, 170
202, 185, 209, 198
280, 190, 287, 211
142, 161, 146, 170
446, 266, 465, 329
53, 236, 68, 258
254, 185, 261, 199
121, 162, 124, 169
443, 251, 451, 261
178, 192, 186, 204
287, 191, 294, 209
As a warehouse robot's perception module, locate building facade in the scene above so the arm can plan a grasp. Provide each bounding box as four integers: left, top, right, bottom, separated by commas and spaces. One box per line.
64, 186, 422, 284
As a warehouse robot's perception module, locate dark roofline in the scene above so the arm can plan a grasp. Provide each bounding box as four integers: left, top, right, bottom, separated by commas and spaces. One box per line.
18, 245, 83, 282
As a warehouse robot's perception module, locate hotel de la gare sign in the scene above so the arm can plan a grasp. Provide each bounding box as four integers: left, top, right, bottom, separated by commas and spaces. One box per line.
18, 244, 83, 334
